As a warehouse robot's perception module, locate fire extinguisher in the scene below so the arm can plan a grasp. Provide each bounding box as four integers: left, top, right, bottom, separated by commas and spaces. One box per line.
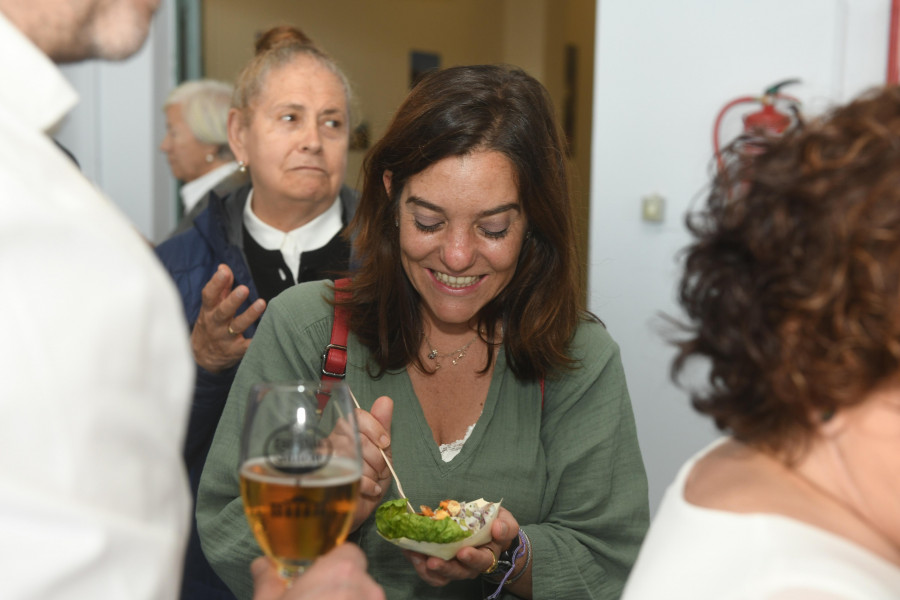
713, 79, 802, 172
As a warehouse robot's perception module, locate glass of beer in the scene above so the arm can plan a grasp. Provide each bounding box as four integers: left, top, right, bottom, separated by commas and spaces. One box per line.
239, 379, 362, 580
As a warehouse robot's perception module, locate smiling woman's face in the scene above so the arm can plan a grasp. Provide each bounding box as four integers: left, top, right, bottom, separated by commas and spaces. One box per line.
388, 150, 527, 329
230, 54, 349, 210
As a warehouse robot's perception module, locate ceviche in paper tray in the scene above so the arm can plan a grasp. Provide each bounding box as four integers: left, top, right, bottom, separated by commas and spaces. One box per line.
375, 497, 501, 560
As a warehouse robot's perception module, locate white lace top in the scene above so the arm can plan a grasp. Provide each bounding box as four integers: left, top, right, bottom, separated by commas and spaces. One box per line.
439, 422, 477, 462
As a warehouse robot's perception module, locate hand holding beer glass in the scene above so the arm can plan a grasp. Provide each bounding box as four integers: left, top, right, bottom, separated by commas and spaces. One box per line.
240, 380, 362, 581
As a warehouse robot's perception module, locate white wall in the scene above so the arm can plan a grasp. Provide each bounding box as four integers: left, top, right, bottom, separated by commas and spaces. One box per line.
590, 0, 890, 512
54, 2, 178, 243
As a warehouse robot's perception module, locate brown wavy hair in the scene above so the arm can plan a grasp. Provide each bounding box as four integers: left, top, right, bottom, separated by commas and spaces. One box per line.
672, 85, 900, 457
341, 64, 586, 381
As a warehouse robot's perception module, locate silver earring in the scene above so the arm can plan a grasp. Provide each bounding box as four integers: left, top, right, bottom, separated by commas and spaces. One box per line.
394, 219, 399, 227
238, 160, 247, 173
205, 153, 215, 163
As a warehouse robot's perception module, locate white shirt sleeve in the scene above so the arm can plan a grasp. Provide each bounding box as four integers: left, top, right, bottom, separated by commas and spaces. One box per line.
0, 176, 194, 599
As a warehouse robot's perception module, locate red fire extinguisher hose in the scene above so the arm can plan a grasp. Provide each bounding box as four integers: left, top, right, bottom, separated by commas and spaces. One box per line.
712, 96, 757, 172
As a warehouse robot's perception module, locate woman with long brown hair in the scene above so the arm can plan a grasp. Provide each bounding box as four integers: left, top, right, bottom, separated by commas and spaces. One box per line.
198, 64, 649, 599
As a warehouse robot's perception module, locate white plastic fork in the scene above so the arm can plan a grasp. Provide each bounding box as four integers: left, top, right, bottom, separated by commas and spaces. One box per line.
349, 389, 416, 514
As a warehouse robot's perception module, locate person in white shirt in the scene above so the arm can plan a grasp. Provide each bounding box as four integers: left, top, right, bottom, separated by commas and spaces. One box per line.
622, 85, 900, 599
0, 1, 382, 599
0, 1, 193, 598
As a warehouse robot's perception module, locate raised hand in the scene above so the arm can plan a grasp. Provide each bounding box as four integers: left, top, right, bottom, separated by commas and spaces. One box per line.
191, 264, 266, 373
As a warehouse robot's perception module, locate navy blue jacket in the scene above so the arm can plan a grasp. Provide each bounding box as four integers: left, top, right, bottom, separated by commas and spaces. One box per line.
155, 182, 358, 600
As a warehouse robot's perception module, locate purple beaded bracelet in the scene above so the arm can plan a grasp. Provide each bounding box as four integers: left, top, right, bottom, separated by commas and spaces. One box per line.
486, 529, 529, 599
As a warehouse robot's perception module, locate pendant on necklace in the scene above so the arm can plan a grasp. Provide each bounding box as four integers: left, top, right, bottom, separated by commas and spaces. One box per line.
425, 332, 478, 370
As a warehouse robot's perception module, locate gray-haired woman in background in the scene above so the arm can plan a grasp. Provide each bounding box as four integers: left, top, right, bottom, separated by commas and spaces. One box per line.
161, 79, 244, 223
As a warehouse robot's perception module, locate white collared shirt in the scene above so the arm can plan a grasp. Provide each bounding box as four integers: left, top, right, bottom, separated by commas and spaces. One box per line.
179, 160, 240, 213
242, 189, 343, 282
0, 12, 193, 600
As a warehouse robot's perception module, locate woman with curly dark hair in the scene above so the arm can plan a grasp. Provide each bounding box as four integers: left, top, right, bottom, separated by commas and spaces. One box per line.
622, 86, 900, 599
198, 64, 649, 599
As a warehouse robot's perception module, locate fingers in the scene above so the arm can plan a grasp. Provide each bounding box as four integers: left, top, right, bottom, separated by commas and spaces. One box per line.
199, 265, 266, 332
348, 397, 394, 532
313, 543, 368, 571
491, 508, 519, 549
358, 442, 388, 496
191, 265, 266, 373
200, 264, 235, 308
230, 296, 267, 335
356, 415, 390, 494
252, 546, 386, 600
450, 545, 501, 580
404, 510, 521, 587
206, 281, 250, 329
296, 545, 384, 599
369, 396, 394, 434
403, 551, 453, 587
356, 397, 393, 495
402, 549, 493, 587
250, 557, 286, 600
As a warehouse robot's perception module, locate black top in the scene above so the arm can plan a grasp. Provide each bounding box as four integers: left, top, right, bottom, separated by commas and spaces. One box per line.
242, 225, 351, 302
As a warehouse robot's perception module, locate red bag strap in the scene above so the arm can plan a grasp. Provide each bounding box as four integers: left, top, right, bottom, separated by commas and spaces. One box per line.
319, 278, 352, 411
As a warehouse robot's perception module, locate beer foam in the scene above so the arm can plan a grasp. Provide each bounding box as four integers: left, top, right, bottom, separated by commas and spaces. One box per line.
241, 456, 361, 486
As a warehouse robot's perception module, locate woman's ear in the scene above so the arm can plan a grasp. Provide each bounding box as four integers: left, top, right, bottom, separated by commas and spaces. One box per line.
227, 108, 247, 164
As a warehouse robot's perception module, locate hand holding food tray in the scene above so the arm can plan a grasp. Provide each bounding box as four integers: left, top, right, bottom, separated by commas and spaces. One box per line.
375, 498, 501, 560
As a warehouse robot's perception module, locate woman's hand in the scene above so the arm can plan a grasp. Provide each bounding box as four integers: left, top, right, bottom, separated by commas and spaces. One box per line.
191, 264, 265, 373
350, 396, 394, 531
402, 507, 520, 587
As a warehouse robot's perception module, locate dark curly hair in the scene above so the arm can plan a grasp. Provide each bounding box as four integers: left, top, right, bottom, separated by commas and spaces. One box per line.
672, 85, 900, 458
340, 64, 585, 381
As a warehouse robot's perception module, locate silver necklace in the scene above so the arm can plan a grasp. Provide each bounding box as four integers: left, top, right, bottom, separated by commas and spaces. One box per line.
424, 333, 479, 369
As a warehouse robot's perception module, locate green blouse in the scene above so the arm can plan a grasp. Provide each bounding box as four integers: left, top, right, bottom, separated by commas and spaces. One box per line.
197, 280, 649, 599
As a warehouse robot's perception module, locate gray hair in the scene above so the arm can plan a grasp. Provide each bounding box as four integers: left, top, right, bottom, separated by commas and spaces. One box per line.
232, 39, 354, 130
165, 79, 234, 158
